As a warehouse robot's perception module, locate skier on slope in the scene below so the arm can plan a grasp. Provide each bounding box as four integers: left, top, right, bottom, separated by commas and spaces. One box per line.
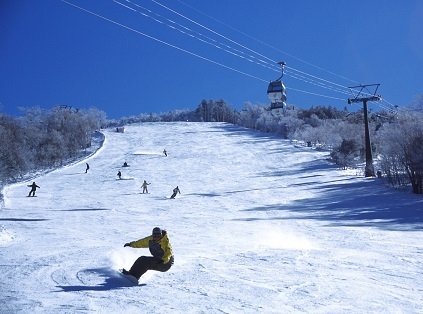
27, 182, 40, 197
141, 180, 150, 193
170, 186, 180, 199
123, 227, 174, 280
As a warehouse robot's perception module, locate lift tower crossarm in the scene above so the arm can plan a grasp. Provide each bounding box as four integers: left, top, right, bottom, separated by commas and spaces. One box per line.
348, 83, 381, 104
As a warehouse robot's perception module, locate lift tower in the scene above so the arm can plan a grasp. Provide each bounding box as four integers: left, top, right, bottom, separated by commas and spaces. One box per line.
348, 84, 381, 177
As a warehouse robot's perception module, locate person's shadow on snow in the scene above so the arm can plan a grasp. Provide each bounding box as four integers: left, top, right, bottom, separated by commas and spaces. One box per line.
55, 267, 145, 292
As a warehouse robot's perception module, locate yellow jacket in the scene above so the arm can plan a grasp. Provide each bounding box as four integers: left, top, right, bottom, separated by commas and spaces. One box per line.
129, 232, 173, 264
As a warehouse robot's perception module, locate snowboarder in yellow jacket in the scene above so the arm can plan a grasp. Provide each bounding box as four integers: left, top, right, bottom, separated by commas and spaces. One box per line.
123, 227, 174, 280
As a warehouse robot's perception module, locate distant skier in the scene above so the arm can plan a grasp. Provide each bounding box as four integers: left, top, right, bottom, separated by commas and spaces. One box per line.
170, 186, 180, 199
163, 149, 167, 157
141, 180, 151, 193
27, 182, 40, 197
123, 161, 129, 167
122, 227, 174, 281
85, 163, 90, 173
117, 171, 122, 179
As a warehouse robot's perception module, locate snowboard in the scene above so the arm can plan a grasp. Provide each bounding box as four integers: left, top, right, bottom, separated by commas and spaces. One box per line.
119, 269, 139, 285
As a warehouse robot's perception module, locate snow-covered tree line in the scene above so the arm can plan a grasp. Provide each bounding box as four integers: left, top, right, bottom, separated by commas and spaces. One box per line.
0, 106, 106, 185
2, 96, 422, 194
233, 100, 423, 194
220, 98, 421, 193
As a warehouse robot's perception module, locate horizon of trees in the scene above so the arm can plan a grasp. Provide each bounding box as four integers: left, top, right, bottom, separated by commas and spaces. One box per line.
1, 96, 422, 194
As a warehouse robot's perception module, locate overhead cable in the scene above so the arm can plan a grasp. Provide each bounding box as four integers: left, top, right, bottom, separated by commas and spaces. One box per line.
175, 0, 361, 86
60, 0, 268, 83
113, 0, 279, 72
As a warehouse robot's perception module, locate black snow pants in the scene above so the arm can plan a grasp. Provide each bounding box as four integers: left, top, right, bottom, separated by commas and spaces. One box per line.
129, 256, 172, 279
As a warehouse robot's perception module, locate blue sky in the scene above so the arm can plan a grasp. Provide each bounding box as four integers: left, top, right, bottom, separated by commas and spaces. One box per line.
1, 0, 422, 119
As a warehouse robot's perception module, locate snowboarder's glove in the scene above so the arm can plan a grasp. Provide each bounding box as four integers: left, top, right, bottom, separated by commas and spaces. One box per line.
124, 243, 131, 247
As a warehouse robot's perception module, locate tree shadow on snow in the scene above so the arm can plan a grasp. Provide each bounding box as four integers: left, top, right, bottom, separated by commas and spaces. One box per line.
56, 267, 145, 292
60, 208, 111, 212
0, 218, 48, 222
240, 178, 423, 231
210, 124, 279, 140
187, 187, 289, 198
185, 192, 220, 197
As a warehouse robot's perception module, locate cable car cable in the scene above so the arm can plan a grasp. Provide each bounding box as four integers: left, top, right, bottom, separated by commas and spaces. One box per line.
286, 71, 352, 96
172, 0, 398, 110
61, 0, 392, 106
60, 0, 268, 83
113, 0, 279, 72
175, 0, 361, 86
147, 0, 376, 102
147, 0, 282, 67
128, 0, 358, 100
121, 0, 366, 102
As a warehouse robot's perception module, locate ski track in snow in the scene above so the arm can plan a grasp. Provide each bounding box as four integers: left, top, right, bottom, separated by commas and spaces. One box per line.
1, 122, 423, 313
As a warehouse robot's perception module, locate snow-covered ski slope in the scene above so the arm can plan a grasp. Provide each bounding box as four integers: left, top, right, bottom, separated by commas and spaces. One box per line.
1, 122, 423, 313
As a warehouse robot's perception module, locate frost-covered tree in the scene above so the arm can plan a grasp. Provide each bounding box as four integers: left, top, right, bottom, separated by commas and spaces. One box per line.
0, 114, 29, 179
214, 99, 233, 122
0, 106, 106, 185
238, 102, 267, 130
194, 99, 233, 122
378, 109, 423, 193
330, 139, 360, 169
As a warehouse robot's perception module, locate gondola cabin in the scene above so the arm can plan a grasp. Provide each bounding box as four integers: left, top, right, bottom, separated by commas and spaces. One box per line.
267, 80, 287, 109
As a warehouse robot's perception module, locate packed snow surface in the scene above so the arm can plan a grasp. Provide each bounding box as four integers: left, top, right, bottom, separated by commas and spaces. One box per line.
1, 122, 422, 313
